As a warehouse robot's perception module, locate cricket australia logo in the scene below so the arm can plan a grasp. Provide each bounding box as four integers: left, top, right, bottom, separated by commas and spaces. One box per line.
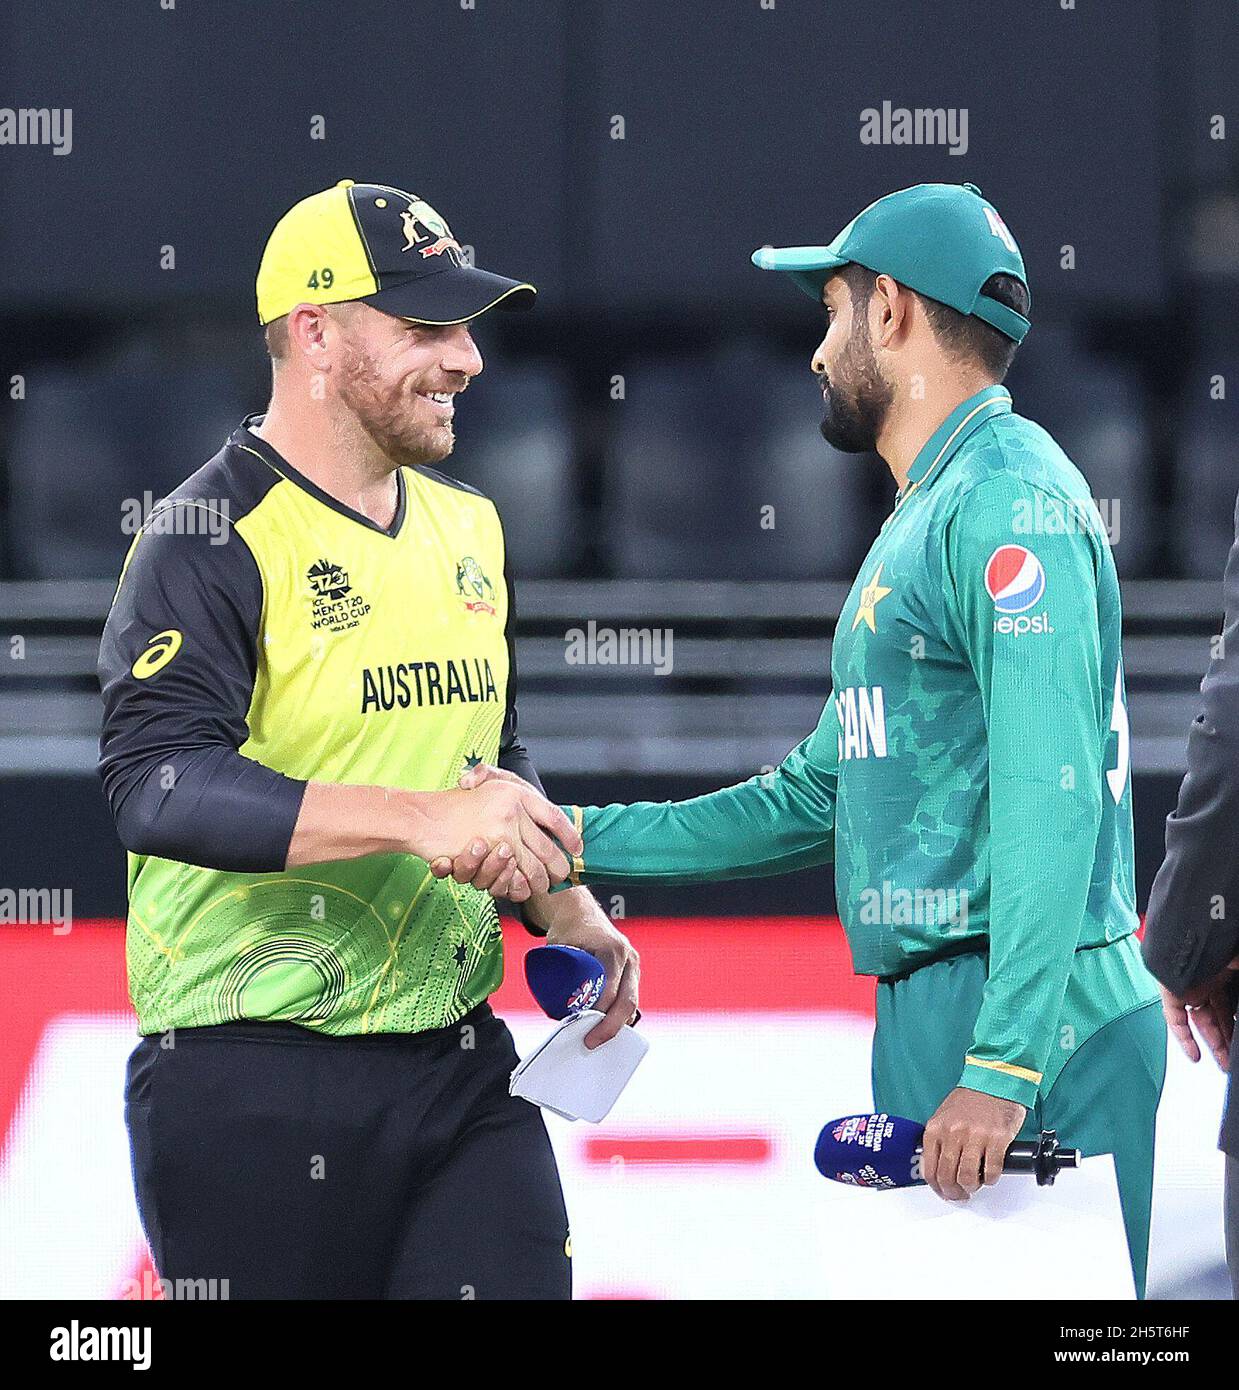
399, 198, 464, 264
307, 557, 370, 633
456, 555, 496, 616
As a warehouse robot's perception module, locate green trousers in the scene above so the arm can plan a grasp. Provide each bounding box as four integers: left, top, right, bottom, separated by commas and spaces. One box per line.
871, 935, 1166, 1299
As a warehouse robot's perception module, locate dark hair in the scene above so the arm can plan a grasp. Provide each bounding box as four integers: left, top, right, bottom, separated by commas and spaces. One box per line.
919, 273, 1028, 380
836, 263, 1028, 382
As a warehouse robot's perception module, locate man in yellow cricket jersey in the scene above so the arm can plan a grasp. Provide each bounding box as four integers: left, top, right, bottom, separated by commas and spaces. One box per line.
97, 180, 639, 1300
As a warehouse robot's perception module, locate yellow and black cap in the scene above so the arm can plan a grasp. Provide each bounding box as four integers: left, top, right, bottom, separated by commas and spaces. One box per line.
256, 179, 536, 327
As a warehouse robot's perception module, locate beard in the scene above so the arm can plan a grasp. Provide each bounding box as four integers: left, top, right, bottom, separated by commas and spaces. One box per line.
336, 338, 454, 469
818, 320, 893, 454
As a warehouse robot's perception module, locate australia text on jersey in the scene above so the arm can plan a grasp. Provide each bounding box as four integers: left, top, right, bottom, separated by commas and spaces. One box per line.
361, 657, 499, 713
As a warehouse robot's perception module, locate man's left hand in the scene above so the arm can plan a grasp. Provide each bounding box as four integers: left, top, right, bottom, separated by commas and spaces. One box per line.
920, 1086, 1026, 1202
1160, 956, 1239, 1072
546, 911, 640, 1049
528, 888, 640, 1050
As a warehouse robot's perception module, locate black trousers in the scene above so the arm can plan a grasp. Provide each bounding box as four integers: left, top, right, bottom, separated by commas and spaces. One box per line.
124, 1005, 571, 1300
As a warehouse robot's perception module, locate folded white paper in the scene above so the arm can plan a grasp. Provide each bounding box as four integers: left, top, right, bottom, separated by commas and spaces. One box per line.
510, 1009, 649, 1123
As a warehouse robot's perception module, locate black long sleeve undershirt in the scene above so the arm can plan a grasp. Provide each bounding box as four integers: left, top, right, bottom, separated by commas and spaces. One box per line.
98, 513, 307, 872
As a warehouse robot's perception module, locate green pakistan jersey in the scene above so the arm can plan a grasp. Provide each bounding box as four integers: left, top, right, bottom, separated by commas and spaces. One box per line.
563, 386, 1157, 1108
98, 416, 535, 1037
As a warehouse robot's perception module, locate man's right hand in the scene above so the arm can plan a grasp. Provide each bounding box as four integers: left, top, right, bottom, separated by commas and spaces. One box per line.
412, 781, 581, 902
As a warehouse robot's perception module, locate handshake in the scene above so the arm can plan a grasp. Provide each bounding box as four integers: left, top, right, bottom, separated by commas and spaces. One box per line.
421, 762, 579, 903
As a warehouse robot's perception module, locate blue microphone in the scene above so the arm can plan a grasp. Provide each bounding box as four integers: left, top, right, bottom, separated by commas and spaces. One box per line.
815, 1113, 1081, 1188
814, 1113, 923, 1189
524, 945, 606, 1020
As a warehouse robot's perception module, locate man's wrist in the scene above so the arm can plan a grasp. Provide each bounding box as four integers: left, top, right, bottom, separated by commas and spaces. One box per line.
536, 884, 608, 936
958, 1056, 1039, 1110
389, 787, 443, 859
288, 782, 443, 868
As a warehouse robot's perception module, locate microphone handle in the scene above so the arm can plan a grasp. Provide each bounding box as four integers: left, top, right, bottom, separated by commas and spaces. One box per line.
913, 1130, 1082, 1185
999, 1140, 1041, 1173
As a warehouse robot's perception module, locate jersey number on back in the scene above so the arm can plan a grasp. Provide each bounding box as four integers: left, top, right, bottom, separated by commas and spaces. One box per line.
1105, 664, 1130, 804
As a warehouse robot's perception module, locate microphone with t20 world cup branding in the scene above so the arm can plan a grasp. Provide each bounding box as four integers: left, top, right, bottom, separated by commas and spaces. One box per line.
814, 1113, 1081, 1189
524, 945, 607, 1020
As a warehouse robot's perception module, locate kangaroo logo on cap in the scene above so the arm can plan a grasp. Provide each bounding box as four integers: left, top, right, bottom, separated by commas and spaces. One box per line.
399, 198, 463, 263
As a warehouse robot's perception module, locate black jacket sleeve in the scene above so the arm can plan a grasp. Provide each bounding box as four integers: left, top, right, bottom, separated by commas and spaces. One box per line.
97, 509, 306, 872
1143, 490, 1239, 994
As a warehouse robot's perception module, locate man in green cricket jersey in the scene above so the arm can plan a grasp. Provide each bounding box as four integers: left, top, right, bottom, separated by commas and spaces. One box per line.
443, 184, 1166, 1296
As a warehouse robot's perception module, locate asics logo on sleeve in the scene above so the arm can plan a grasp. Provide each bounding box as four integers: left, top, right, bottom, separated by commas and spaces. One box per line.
131, 628, 183, 679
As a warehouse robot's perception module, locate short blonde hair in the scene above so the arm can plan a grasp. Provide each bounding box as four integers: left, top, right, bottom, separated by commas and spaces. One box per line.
264, 315, 291, 361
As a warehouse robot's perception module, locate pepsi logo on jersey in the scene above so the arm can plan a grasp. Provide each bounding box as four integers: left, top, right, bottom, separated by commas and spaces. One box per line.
985, 545, 1053, 636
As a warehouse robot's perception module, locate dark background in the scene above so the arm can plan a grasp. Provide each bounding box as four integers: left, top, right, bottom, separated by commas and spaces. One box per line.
0, 1, 1179, 311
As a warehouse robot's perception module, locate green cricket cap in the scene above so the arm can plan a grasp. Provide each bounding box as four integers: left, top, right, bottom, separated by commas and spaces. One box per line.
752, 182, 1030, 343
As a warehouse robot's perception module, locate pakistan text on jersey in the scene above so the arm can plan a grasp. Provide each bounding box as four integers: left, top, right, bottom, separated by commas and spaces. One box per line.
837, 686, 888, 761
361, 658, 499, 713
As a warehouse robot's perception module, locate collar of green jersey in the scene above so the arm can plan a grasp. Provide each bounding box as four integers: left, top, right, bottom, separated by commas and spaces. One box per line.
898, 384, 1012, 504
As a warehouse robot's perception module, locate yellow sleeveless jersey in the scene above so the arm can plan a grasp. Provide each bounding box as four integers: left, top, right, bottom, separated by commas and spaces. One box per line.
98, 416, 535, 1035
